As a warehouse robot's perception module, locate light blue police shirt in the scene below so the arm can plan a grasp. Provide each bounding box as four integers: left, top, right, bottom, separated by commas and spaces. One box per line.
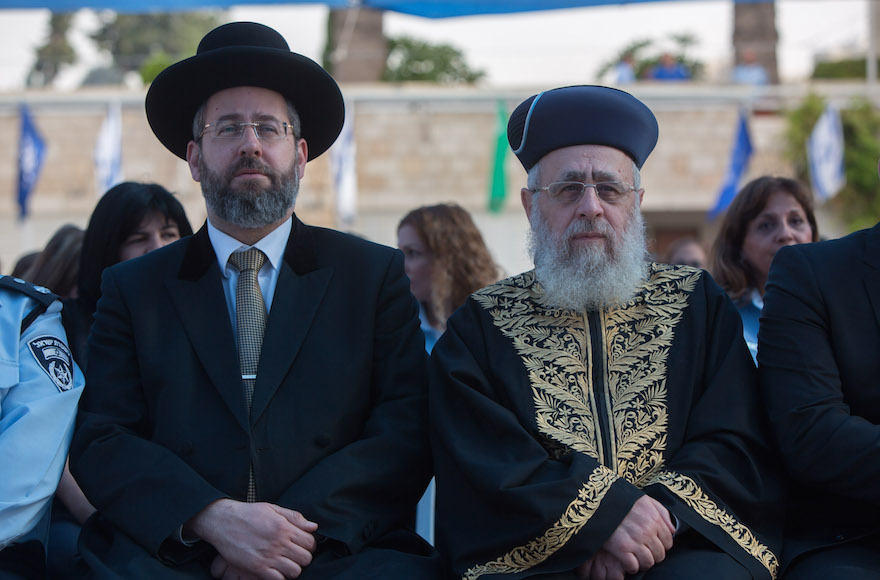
0, 278, 84, 549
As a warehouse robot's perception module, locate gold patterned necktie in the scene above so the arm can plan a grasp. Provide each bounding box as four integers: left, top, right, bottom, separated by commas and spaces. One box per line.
228, 248, 267, 503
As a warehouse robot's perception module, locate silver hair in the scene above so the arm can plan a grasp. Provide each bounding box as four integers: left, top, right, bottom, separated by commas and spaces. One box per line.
527, 162, 542, 192
192, 98, 302, 142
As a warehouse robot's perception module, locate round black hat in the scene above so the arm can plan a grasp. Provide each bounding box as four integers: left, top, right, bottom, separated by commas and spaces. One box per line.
145, 22, 344, 161
507, 85, 658, 171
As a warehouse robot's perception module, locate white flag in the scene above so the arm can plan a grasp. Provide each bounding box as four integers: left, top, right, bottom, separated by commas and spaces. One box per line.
331, 102, 357, 229
94, 102, 123, 195
807, 104, 845, 200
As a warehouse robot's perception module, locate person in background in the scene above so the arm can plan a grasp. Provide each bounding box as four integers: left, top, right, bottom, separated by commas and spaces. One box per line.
48, 182, 192, 580
709, 176, 817, 360
396, 203, 500, 546
757, 167, 880, 577
612, 54, 636, 85
0, 276, 84, 580
62, 181, 193, 371
731, 49, 768, 86
647, 52, 690, 81
397, 203, 500, 353
10, 253, 39, 280
430, 85, 782, 580
663, 237, 706, 269
19, 225, 84, 300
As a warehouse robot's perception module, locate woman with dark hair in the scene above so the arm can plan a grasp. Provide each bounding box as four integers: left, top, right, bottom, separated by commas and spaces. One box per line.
49, 182, 192, 579
21, 224, 84, 298
709, 176, 818, 359
64, 182, 193, 370
397, 203, 500, 353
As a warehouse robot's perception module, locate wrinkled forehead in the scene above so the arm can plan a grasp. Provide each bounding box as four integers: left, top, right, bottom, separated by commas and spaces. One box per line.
538, 144, 635, 182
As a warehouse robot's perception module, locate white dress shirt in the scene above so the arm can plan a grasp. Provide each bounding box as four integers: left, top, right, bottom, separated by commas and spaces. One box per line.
207, 217, 292, 338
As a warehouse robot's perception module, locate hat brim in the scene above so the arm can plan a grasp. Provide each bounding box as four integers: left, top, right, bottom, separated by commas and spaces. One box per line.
146, 45, 344, 161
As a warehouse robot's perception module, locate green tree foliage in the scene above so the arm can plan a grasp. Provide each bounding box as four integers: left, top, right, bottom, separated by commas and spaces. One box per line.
812, 58, 877, 80
596, 33, 704, 81
27, 13, 77, 87
383, 36, 484, 84
139, 52, 175, 85
90, 12, 220, 84
786, 93, 880, 231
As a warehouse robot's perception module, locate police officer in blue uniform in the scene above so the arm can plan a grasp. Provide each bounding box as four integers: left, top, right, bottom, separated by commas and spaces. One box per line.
0, 276, 84, 579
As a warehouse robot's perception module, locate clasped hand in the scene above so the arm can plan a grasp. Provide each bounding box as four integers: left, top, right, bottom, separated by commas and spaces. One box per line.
576, 495, 675, 580
188, 498, 318, 579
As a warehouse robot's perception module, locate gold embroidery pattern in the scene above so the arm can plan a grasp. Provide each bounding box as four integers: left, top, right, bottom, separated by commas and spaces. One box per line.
647, 470, 779, 578
473, 272, 600, 459
605, 264, 699, 486
463, 466, 618, 580
474, 265, 699, 486
467, 265, 703, 576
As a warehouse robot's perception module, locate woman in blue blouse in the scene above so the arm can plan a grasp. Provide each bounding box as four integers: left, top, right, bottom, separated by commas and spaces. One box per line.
709, 176, 818, 360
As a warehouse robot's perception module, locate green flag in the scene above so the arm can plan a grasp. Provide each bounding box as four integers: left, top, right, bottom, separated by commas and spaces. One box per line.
488, 99, 508, 213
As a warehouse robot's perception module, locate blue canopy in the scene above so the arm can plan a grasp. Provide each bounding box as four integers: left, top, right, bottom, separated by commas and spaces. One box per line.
353, 0, 770, 19
2, 0, 772, 16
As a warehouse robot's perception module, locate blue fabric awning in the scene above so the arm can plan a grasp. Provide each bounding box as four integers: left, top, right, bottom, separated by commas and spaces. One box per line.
1, 0, 773, 16
367, 0, 770, 19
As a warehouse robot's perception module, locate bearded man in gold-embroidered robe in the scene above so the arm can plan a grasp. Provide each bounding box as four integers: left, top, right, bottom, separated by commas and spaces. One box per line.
429, 86, 783, 580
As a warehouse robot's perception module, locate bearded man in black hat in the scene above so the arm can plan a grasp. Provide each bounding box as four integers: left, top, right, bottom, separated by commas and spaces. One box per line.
70, 22, 440, 579
429, 85, 782, 580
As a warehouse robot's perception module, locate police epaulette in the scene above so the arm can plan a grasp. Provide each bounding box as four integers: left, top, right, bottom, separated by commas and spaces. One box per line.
0, 276, 59, 334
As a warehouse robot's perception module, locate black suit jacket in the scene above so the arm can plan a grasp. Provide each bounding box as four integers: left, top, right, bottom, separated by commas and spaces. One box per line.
71, 216, 437, 577
758, 223, 880, 569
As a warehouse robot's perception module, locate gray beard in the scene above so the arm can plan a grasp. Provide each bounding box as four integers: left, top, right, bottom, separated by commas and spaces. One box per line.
200, 155, 300, 229
528, 202, 648, 311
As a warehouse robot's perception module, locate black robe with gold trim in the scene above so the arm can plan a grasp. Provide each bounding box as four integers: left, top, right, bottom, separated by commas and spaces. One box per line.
429, 264, 782, 579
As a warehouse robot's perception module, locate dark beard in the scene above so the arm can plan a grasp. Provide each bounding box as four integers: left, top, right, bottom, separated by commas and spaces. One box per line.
200, 155, 300, 229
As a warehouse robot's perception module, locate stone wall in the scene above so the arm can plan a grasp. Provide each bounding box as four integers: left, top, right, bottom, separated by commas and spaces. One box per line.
0, 83, 862, 278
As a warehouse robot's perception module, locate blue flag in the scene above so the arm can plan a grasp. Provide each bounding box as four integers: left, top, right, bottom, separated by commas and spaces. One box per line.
710, 110, 753, 218
17, 104, 47, 220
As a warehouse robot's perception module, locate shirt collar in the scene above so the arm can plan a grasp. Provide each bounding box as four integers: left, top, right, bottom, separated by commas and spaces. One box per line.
207, 217, 292, 277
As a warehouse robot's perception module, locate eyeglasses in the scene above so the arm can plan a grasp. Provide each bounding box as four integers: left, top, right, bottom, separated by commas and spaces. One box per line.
533, 181, 636, 205
199, 121, 292, 142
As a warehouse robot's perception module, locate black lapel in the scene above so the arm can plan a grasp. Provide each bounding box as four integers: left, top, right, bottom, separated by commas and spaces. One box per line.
250, 216, 332, 423
863, 223, 880, 333
166, 225, 248, 430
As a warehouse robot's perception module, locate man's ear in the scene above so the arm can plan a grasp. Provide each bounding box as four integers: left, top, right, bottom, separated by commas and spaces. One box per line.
295, 138, 308, 180
636, 188, 645, 207
521, 188, 534, 225
186, 141, 201, 182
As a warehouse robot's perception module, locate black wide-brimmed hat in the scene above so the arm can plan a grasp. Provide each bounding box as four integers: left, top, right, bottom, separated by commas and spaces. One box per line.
145, 21, 344, 161
508, 85, 658, 171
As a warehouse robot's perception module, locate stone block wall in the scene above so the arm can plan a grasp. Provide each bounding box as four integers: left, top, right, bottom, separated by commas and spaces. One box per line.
0, 84, 855, 278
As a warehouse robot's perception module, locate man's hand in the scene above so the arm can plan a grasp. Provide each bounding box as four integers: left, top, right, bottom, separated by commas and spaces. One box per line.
600, 495, 675, 575
576, 549, 627, 580
187, 498, 318, 579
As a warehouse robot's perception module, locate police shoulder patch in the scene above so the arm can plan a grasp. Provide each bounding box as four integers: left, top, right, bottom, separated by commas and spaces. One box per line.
28, 336, 74, 392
